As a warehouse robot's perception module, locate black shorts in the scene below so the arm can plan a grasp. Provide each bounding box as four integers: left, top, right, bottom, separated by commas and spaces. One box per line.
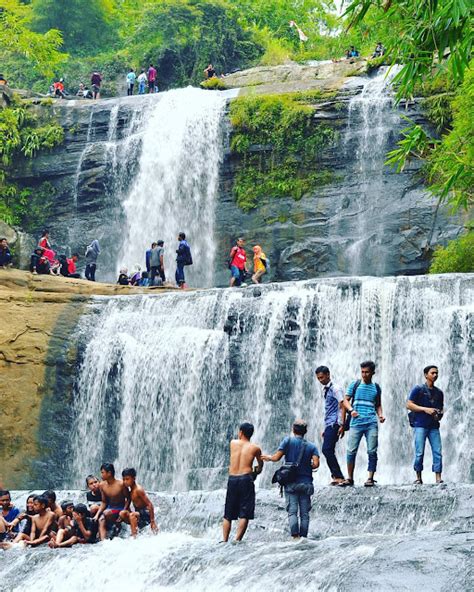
224, 474, 255, 521
137, 508, 151, 529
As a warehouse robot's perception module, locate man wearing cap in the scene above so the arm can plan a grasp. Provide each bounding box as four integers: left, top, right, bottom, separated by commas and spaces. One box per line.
262, 420, 320, 539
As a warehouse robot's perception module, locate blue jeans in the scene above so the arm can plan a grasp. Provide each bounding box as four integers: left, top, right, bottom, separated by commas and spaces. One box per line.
413, 428, 442, 473
346, 423, 378, 472
284, 482, 314, 537
175, 264, 185, 286
322, 423, 344, 479
138, 82, 145, 94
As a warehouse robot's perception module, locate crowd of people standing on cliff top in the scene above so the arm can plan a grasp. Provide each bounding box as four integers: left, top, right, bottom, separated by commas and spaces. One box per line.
1, 361, 445, 547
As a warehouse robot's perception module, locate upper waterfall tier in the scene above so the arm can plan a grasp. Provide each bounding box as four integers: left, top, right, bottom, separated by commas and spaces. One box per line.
12, 73, 466, 282
62, 274, 473, 491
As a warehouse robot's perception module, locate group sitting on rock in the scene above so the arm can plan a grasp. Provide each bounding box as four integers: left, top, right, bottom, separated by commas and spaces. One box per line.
29, 230, 101, 281
0, 465, 158, 550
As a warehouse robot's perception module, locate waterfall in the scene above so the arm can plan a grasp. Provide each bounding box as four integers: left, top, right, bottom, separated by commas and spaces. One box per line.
343, 66, 406, 275
117, 88, 226, 287
69, 274, 473, 490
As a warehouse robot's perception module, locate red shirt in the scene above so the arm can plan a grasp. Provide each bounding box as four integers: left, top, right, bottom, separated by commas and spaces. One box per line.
230, 246, 246, 270
67, 258, 76, 274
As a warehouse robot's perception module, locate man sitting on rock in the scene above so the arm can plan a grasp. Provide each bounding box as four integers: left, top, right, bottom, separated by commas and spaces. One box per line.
30, 247, 50, 274
0, 238, 12, 268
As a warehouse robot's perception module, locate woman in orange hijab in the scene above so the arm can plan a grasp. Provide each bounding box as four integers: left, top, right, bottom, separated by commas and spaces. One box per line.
252, 245, 268, 284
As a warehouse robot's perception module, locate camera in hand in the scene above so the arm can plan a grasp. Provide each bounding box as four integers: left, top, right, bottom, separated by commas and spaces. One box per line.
432, 409, 443, 422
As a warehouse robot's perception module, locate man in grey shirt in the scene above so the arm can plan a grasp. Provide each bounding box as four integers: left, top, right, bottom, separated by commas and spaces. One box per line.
85, 239, 100, 282
149, 240, 165, 286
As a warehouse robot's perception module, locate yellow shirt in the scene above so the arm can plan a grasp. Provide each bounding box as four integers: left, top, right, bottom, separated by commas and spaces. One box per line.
254, 252, 267, 273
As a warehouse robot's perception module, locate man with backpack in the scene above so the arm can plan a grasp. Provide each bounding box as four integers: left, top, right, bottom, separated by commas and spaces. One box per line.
175, 232, 192, 289
406, 365, 444, 484
262, 420, 320, 540
340, 360, 385, 487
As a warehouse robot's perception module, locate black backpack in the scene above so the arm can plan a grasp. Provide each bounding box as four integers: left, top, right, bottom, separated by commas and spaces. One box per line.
272, 439, 307, 489
184, 244, 193, 266
344, 380, 381, 431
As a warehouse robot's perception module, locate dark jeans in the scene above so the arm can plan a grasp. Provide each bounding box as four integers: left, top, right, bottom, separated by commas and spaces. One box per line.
150, 266, 166, 285
175, 264, 185, 286
322, 423, 344, 480
85, 264, 96, 281
284, 482, 314, 537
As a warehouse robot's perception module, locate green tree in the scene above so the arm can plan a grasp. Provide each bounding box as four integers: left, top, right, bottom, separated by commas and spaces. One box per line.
31, 0, 114, 51
344, 0, 473, 99
126, 0, 262, 88
0, 0, 65, 78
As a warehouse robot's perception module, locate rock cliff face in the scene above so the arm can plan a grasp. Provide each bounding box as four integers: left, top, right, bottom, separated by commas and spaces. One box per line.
8, 65, 466, 284
0, 269, 177, 487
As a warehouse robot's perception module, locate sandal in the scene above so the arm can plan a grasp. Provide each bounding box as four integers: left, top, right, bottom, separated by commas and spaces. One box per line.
338, 479, 354, 487
364, 478, 377, 487
413, 479, 423, 485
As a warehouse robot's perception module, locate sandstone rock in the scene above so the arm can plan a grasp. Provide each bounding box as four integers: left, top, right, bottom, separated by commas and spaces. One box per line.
0, 269, 179, 487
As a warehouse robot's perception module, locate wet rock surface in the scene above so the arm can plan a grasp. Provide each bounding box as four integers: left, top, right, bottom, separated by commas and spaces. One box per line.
4, 485, 473, 591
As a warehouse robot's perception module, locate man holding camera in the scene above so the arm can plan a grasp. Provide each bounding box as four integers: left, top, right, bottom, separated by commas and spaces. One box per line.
406, 365, 444, 484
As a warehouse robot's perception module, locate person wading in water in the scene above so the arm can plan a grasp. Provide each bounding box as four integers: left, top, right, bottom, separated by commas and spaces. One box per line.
222, 422, 263, 542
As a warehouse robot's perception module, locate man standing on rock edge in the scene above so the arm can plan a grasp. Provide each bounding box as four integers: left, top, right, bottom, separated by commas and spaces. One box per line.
406, 365, 444, 484
315, 366, 346, 485
222, 422, 263, 543
339, 360, 385, 487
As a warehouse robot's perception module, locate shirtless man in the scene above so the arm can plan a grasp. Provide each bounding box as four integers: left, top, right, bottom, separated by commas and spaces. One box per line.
42, 490, 63, 520
222, 422, 263, 542
26, 495, 56, 547
120, 468, 158, 537
94, 463, 130, 541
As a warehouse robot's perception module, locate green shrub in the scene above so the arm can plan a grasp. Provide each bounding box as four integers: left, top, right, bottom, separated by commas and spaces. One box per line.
429, 231, 474, 274
200, 77, 227, 90
229, 93, 337, 210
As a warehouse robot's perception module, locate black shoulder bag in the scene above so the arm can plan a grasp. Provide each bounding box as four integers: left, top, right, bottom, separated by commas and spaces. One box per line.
271, 439, 307, 491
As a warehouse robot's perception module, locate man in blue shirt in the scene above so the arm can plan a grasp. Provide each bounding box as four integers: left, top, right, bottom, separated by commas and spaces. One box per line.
406, 365, 444, 484
0, 490, 20, 540
315, 365, 346, 485
340, 360, 385, 487
262, 420, 320, 539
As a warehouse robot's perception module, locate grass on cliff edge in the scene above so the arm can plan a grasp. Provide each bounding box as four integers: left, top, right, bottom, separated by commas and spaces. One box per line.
229, 91, 338, 211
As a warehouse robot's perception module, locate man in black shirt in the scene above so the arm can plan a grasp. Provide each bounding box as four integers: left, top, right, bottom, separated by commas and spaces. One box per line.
407, 365, 444, 484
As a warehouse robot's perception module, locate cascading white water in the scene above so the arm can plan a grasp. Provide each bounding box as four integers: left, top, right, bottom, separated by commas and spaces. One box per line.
70, 274, 473, 490
117, 88, 226, 287
344, 66, 403, 275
